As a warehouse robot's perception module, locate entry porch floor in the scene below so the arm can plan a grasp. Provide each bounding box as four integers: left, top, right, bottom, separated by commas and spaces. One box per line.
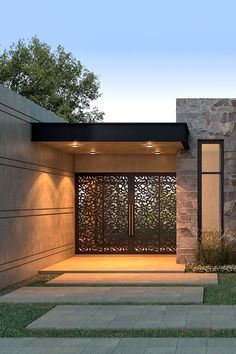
40, 255, 185, 274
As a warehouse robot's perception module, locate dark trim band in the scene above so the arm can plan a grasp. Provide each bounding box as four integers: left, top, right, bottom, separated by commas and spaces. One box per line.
31, 122, 190, 149
0, 242, 74, 267
0, 207, 73, 212
0, 156, 73, 174
0, 102, 42, 122
0, 162, 73, 178
0, 211, 73, 219
0, 247, 74, 273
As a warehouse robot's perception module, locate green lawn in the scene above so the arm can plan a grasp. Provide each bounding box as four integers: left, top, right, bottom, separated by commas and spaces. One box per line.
2, 305, 236, 339
204, 274, 236, 304
0, 274, 56, 296
1, 302, 236, 338
1, 273, 236, 338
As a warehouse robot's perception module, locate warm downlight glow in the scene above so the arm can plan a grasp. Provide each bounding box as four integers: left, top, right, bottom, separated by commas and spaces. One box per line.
71, 141, 79, 148
146, 141, 153, 148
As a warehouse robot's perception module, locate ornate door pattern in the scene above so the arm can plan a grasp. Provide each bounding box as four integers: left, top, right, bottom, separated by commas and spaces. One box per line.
76, 174, 176, 254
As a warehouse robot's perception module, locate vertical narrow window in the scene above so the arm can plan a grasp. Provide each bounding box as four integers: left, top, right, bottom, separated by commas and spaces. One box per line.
198, 141, 224, 241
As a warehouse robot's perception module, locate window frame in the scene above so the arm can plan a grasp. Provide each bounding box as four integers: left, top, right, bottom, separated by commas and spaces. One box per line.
197, 140, 224, 241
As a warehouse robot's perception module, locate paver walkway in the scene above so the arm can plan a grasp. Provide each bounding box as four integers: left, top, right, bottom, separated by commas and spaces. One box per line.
0, 286, 204, 304
27, 304, 236, 330
47, 272, 218, 285
40, 255, 185, 273
1, 338, 236, 354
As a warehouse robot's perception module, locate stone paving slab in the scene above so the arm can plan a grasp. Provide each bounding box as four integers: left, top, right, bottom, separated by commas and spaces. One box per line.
1, 338, 236, 353
47, 272, 218, 286
0, 286, 204, 304
27, 304, 236, 330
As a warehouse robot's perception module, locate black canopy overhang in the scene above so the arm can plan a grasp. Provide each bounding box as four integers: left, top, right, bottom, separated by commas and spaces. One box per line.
31, 122, 190, 149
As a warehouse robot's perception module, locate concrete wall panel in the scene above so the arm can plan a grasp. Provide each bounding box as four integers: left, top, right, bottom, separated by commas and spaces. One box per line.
0, 110, 73, 172
0, 213, 74, 264
74, 154, 176, 173
0, 85, 74, 289
0, 165, 74, 211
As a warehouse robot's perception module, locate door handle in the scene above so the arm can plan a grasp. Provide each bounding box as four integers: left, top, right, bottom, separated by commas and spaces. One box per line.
128, 204, 134, 237
128, 205, 131, 236
131, 204, 134, 236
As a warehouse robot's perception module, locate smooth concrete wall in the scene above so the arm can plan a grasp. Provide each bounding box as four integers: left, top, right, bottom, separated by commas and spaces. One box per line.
74, 154, 176, 173
0, 85, 75, 289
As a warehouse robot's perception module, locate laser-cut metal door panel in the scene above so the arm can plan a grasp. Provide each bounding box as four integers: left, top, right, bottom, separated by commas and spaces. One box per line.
76, 173, 176, 254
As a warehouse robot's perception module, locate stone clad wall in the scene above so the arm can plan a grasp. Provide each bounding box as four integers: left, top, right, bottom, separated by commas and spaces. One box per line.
176, 98, 236, 263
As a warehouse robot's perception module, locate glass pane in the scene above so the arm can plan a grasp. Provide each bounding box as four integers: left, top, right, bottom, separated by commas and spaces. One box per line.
201, 174, 221, 240
202, 143, 220, 172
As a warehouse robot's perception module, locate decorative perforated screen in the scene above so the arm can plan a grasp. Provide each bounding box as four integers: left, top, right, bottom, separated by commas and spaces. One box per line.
76, 173, 176, 254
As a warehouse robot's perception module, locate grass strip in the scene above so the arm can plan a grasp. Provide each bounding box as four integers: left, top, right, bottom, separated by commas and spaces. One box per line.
204, 274, 236, 304
2, 303, 236, 338
0, 274, 56, 296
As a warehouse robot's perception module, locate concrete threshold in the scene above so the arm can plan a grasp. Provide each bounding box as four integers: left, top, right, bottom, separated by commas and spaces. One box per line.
39, 255, 185, 274
47, 272, 218, 286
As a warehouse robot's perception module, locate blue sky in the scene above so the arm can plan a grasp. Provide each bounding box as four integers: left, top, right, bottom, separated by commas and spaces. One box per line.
1, 0, 236, 122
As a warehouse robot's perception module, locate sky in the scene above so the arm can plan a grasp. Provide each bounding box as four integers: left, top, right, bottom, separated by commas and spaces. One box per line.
1, 0, 236, 122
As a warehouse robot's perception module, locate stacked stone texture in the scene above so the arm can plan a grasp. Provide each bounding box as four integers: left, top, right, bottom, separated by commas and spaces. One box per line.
176, 98, 236, 263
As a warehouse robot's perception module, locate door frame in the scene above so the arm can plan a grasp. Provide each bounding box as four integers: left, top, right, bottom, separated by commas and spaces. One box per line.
75, 172, 176, 254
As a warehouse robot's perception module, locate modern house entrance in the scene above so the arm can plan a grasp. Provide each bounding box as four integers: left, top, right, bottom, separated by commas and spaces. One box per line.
2, 84, 235, 289
76, 173, 176, 254
30, 121, 189, 265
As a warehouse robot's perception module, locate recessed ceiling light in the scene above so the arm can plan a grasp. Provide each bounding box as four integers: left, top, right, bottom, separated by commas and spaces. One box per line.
90, 151, 96, 155
71, 141, 79, 148
146, 141, 153, 148
154, 151, 161, 155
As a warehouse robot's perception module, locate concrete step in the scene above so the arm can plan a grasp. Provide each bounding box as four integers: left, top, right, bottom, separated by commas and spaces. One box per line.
2, 338, 236, 354
39, 255, 185, 274
47, 272, 218, 286
0, 286, 204, 304
27, 304, 236, 330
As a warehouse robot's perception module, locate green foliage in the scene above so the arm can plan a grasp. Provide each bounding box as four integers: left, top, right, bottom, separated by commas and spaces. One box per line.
186, 263, 236, 273
0, 37, 104, 122
195, 232, 231, 266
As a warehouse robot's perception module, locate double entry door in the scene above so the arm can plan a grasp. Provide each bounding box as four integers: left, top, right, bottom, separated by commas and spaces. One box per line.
76, 173, 176, 254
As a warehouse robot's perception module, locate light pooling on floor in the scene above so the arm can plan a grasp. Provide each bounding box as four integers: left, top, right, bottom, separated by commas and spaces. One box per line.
40, 255, 185, 273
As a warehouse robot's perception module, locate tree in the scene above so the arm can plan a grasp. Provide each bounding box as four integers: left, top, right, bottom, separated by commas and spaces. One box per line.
0, 37, 104, 122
